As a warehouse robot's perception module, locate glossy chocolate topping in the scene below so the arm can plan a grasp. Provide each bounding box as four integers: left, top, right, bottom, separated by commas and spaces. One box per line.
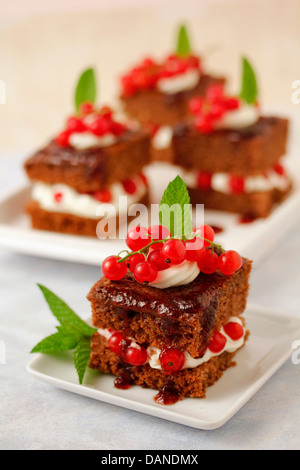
87, 270, 236, 320
174, 116, 281, 141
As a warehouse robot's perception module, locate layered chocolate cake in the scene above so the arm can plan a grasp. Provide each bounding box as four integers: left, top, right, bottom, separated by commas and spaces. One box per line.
87, 177, 252, 403
119, 25, 225, 163
172, 58, 291, 218
24, 70, 151, 238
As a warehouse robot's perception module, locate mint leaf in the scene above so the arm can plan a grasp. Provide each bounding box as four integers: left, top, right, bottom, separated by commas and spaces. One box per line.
31, 323, 82, 354
37, 284, 96, 337
159, 176, 193, 238
73, 337, 92, 385
239, 57, 258, 105
32, 285, 97, 385
74, 67, 97, 113
176, 25, 192, 57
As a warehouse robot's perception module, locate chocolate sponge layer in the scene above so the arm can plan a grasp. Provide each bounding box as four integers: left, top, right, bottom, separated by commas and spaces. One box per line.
24, 130, 151, 193
172, 117, 289, 176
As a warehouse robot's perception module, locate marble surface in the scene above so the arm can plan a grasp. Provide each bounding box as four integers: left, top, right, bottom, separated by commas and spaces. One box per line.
0, 154, 300, 450
0, 0, 300, 450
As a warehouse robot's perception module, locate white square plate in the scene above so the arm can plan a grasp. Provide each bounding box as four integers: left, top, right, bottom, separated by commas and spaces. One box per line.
27, 305, 300, 430
1, 109, 299, 267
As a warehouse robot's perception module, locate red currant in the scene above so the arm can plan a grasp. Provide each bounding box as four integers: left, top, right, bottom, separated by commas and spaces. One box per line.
195, 225, 215, 248
197, 171, 212, 191
274, 163, 285, 176
148, 224, 171, 242
66, 116, 86, 133
147, 249, 169, 271
184, 239, 204, 262
125, 345, 148, 366
223, 322, 244, 340
161, 239, 186, 265
54, 192, 63, 203
126, 226, 150, 251
100, 106, 113, 118
159, 348, 185, 375
229, 176, 245, 194
134, 262, 158, 283
195, 114, 214, 133
208, 331, 226, 353
127, 253, 145, 273
93, 189, 112, 203
209, 102, 225, 120
121, 76, 137, 97
79, 101, 94, 115
223, 97, 240, 111
218, 250, 243, 275
122, 179, 137, 195
206, 84, 224, 102
89, 116, 111, 136
111, 121, 126, 136
108, 332, 125, 356
102, 256, 127, 281
189, 96, 203, 115
197, 249, 219, 274
55, 130, 71, 147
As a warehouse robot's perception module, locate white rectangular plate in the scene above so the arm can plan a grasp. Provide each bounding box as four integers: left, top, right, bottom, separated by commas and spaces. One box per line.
1, 109, 299, 266
27, 305, 300, 430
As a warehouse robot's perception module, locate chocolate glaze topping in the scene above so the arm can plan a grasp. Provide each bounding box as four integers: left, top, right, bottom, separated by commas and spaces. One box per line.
173, 116, 281, 141
90, 271, 227, 319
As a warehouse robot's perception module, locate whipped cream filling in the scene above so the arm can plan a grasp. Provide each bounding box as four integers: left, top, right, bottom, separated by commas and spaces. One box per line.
69, 132, 118, 149
180, 167, 290, 194
157, 69, 200, 94
31, 174, 147, 219
98, 316, 245, 371
216, 103, 260, 130
148, 260, 200, 289
151, 126, 173, 150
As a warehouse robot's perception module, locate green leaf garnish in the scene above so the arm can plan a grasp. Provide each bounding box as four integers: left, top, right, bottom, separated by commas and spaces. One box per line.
74, 67, 97, 114
37, 284, 95, 337
159, 175, 193, 238
73, 337, 92, 385
239, 57, 258, 105
176, 25, 192, 57
31, 323, 83, 354
31, 285, 97, 384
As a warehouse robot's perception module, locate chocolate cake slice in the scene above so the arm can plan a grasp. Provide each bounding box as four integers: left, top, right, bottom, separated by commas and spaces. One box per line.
87, 174, 252, 403
119, 25, 225, 163
172, 59, 292, 218
24, 68, 151, 238
88, 260, 251, 401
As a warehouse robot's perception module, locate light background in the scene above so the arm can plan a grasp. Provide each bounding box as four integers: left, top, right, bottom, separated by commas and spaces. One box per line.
0, 0, 299, 153
0, 0, 300, 450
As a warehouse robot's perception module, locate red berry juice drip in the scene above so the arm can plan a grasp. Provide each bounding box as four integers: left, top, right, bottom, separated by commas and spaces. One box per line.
154, 383, 180, 405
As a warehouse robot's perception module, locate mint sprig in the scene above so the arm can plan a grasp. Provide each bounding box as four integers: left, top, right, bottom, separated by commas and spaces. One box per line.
239, 57, 258, 105
74, 67, 97, 114
31, 284, 97, 384
159, 175, 193, 238
176, 25, 192, 57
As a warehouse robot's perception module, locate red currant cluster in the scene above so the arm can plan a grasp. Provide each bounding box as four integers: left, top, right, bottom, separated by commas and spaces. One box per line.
108, 329, 185, 374
189, 84, 240, 133
207, 321, 244, 353
101, 223, 243, 283
120, 54, 201, 97
55, 102, 127, 147
107, 319, 244, 374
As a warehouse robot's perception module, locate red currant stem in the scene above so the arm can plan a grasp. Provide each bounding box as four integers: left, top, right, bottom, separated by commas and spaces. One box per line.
117, 233, 224, 263
193, 233, 224, 253
117, 239, 168, 263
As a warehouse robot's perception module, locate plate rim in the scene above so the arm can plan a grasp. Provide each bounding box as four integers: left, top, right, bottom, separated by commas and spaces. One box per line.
26, 304, 300, 430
